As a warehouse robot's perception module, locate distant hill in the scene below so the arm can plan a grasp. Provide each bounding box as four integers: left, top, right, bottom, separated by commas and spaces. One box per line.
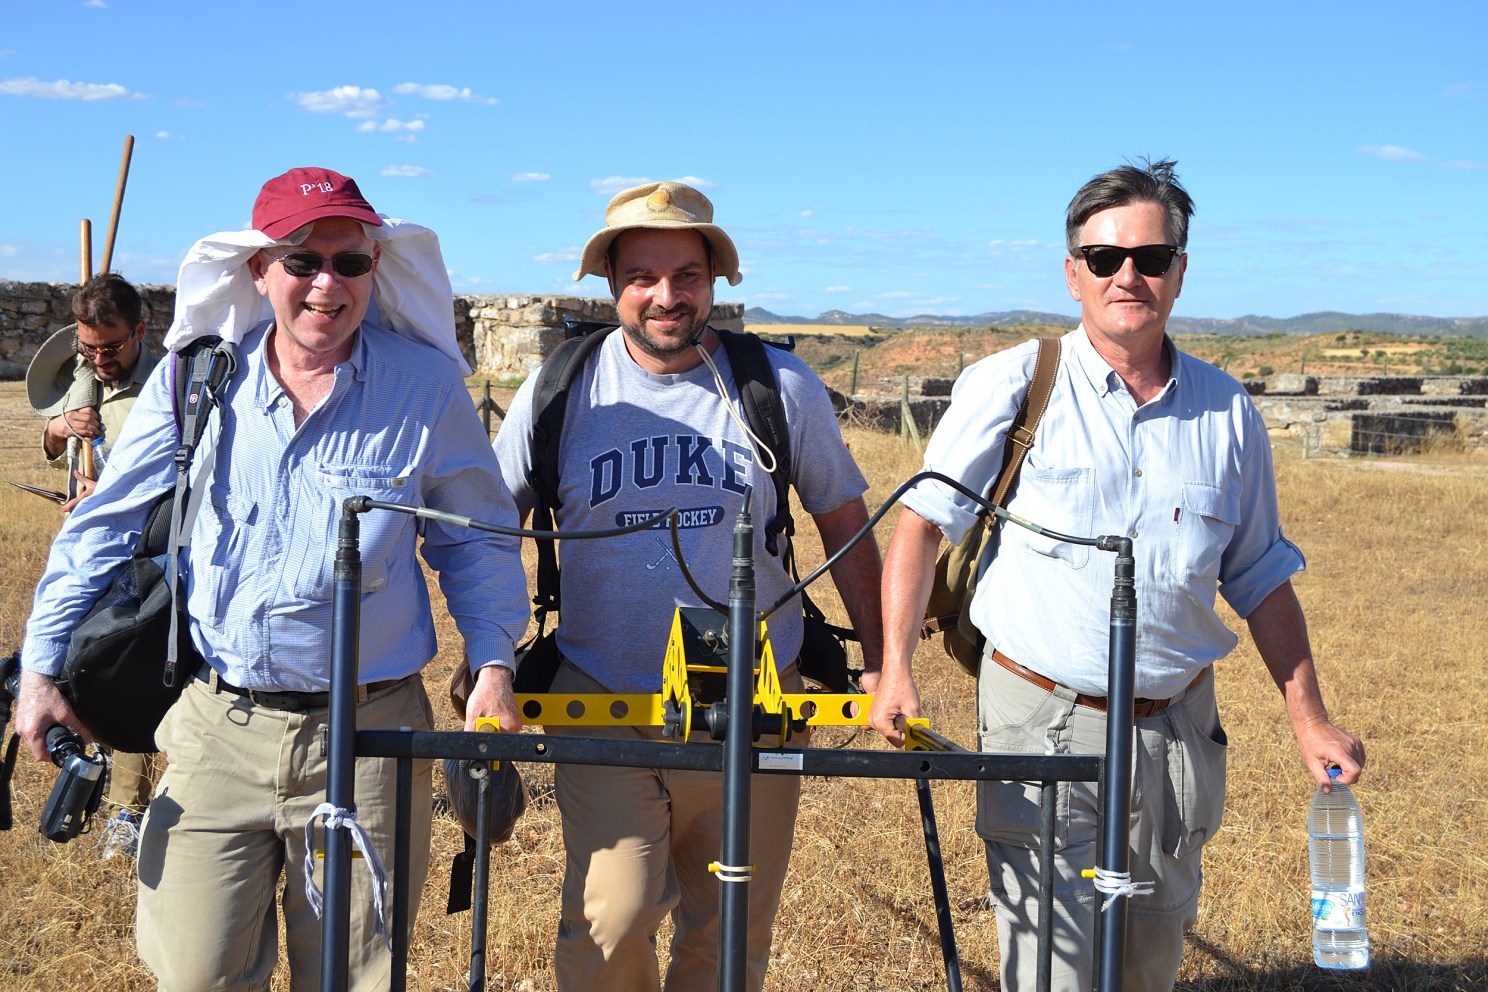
743, 307, 1488, 338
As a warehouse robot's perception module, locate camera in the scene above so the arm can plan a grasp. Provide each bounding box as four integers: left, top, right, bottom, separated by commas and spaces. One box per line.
0, 653, 109, 841
39, 724, 107, 843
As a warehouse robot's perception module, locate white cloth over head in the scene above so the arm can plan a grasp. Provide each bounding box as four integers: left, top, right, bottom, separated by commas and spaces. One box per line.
163, 217, 469, 375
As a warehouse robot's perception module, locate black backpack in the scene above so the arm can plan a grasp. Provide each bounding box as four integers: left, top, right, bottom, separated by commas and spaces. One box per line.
515, 322, 855, 693
55, 336, 237, 754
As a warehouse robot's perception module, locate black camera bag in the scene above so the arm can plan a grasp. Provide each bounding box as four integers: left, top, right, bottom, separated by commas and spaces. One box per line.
54, 337, 235, 754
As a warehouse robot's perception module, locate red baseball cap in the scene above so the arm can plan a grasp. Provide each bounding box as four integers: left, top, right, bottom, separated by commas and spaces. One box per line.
252, 166, 383, 240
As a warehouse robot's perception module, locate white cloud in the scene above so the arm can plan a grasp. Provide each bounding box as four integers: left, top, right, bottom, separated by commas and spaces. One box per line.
876, 291, 915, 300
0, 244, 18, 257
1442, 159, 1488, 171
535, 248, 580, 264
393, 82, 499, 105
1357, 144, 1428, 163
154, 130, 183, 140
799, 209, 813, 217
591, 176, 651, 196
85, 0, 106, 7
512, 172, 551, 183
394, 134, 418, 144
825, 285, 851, 293
293, 85, 385, 118
0, 49, 14, 58
0, 76, 141, 100
380, 165, 434, 178
355, 118, 426, 134
672, 175, 715, 190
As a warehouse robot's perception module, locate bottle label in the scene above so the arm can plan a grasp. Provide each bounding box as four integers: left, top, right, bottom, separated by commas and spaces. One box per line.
1312, 889, 1366, 931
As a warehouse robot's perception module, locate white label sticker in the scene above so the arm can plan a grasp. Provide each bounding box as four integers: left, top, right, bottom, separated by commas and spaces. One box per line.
757, 752, 804, 771
1312, 889, 1366, 931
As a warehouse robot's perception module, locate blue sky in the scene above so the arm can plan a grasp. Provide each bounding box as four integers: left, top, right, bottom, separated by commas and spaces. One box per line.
1, 1, 1484, 321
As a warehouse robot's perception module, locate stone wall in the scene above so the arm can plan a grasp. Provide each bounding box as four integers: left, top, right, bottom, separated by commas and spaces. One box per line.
0, 279, 175, 378
848, 370, 1488, 454
0, 280, 743, 381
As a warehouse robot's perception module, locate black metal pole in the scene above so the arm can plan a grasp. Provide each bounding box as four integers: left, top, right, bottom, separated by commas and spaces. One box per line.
1096, 536, 1136, 992
914, 777, 962, 992
391, 755, 412, 992
718, 502, 756, 992
470, 764, 493, 992
1037, 780, 1057, 992
322, 498, 365, 992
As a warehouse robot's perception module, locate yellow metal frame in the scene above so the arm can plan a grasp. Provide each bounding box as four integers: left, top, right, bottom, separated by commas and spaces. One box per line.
512, 608, 874, 743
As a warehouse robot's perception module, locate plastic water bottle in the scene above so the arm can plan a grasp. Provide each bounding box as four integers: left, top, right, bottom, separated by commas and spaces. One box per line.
1309, 767, 1370, 969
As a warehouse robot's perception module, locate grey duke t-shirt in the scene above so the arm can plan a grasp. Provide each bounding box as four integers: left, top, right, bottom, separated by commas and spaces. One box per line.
493, 330, 867, 694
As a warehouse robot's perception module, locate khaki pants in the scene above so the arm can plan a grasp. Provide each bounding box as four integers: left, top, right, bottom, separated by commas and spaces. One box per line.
976, 656, 1226, 992
549, 660, 805, 992
105, 748, 161, 815
136, 675, 434, 992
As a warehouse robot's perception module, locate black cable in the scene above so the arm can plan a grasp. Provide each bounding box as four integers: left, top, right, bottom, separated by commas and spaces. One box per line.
761, 469, 1108, 620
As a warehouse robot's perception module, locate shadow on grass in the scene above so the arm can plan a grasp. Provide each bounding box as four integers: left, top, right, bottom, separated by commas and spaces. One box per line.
1182, 933, 1487, 991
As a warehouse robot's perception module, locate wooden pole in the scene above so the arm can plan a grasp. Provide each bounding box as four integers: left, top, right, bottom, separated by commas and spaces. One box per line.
99, 134, 134, 275
79, 219, 93, 283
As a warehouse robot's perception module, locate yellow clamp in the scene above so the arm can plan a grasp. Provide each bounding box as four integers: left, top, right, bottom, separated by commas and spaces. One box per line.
475, 716, 502, 768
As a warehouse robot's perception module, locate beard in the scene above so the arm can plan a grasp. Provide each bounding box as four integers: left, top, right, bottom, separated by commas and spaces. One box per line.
619, 302, 711, 362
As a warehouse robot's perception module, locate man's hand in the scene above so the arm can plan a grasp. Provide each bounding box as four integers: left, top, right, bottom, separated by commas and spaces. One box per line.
44, 409, 102, 460
58, 472, 97, 513
866, 663, 921, 748
462, 664, 522, 733
16, 669, 90, 762
1295, 716, 1366, 791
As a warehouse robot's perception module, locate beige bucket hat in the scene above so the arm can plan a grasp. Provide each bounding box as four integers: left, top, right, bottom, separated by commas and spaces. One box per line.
25, 324, 87, 417
573, 181, 742, 286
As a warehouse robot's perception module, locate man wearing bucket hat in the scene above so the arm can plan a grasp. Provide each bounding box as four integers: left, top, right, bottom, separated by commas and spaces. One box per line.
26, 272, 164, 858
18, 166, 529, 991
28, 273, 159, 509
493, 180, 885, 992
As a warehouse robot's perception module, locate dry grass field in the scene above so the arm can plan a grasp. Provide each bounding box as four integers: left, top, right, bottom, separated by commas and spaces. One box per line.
1, 371, 1486, 990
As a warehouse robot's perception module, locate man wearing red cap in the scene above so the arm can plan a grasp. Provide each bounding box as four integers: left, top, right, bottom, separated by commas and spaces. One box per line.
18, 167, 529, 991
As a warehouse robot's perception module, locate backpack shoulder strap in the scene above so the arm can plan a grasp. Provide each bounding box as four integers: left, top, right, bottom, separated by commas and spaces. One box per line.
162, 335, 237, 688
715, 327, 794, 556
988, 337, 1062, 514
528, 325, 617, 617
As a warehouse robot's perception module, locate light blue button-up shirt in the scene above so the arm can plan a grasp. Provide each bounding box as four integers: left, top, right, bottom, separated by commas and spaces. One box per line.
903, 328, 1304, 699
24, 320, 529, 692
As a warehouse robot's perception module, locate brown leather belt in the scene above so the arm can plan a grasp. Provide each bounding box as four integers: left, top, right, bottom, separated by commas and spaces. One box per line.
198, 664, 409, 713
990, 649, 1209, 720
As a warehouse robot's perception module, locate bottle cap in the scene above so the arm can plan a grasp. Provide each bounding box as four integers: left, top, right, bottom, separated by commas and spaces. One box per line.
1327, 766, 1342, 780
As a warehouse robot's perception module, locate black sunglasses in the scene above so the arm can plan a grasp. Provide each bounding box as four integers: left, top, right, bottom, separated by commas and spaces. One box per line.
1076, 244, 1181, 278
265, 249, 376, 279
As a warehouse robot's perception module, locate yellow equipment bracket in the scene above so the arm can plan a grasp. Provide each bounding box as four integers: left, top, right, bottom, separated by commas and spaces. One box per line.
512, 607, 882, 742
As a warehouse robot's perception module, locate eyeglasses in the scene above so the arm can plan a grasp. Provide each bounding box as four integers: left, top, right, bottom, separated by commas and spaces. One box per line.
1075, 244, 1181, 278
75, 335, 135, 360
264, 249, 376, 279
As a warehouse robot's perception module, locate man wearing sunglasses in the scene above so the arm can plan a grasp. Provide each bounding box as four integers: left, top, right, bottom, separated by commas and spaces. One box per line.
18, 166, 529, 991
29, 273, 158, 508
871, 158, 1365, 991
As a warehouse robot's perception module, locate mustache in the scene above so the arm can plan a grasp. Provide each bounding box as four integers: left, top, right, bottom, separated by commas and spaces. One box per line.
642, 304, 697, 320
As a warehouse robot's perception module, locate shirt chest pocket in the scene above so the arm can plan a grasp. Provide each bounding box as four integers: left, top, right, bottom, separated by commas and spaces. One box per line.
1178, 482, 1240, 586
285, 465, 421, 600
1012, 466, 1095, 569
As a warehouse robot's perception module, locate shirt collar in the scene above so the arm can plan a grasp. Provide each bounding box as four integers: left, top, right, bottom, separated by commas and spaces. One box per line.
1070, 325, 1182, 402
